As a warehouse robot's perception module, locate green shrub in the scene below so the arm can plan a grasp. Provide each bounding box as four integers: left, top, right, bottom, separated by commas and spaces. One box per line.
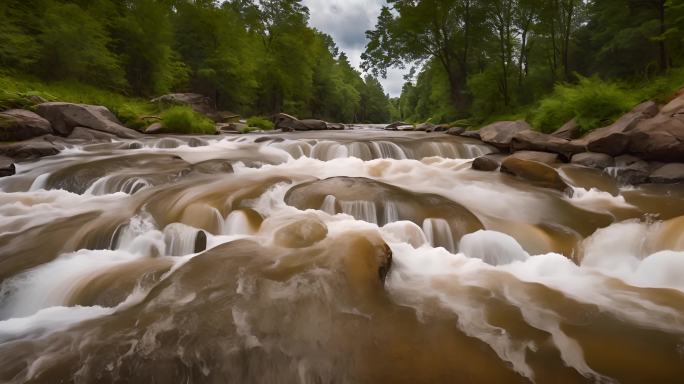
238, 126, 258, 134
246, 116, 274, 130
161, 106, 216, 134
530, 76, 635, 134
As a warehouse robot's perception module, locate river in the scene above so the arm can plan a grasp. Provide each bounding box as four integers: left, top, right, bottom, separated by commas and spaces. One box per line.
0, 128, 683, 383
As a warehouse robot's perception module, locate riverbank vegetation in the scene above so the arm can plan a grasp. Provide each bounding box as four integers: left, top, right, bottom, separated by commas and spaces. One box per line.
365, 0, 684, 131
0, 0, 392, 124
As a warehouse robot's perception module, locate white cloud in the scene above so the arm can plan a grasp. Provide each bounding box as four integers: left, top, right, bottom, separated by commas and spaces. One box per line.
302, 0, 408, 97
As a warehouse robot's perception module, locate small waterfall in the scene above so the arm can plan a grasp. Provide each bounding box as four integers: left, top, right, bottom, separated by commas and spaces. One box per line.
422, 218, 456, 253
369, 141, 408, 159
163, 223, 206, 256
340, 200, 378, 224
310, 142, 348, 160
320, 195, 337, 215
347, 142, 373, 160
383, 201, 399, 225
223, 210, 255, 235
29, 173, 51, 191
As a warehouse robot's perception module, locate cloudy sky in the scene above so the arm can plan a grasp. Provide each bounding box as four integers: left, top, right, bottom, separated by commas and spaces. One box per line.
302, 0, 408, 97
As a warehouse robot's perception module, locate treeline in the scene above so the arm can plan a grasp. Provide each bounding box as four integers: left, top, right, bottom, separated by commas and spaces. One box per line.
0, 0, 391, 123
364, 0, 684, 125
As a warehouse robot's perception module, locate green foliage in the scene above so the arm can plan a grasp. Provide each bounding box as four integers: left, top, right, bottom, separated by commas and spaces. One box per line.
161, 106, 216, 134
530, 77, 635, 133
246, 116, 274, 130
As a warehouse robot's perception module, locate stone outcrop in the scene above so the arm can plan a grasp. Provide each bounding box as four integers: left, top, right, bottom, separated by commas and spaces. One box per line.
446, 127, 465, 136
385, 121, 411, 130
571, 152, 615, 169
577, 101, 659, 156
511, 129, 583, 159
649, 163, 684, 183
479, 120, 531, 150
507, 150, 560, 165
551, 119, 581, 140
626, 95, 684, 162
36, 102, 140, 138
274, 113, 334, 131
471, 155, 502, 171
0, 109, 53, 141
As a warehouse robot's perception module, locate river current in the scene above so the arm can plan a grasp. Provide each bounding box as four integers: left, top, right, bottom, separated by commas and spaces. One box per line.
0, 128, 683, 383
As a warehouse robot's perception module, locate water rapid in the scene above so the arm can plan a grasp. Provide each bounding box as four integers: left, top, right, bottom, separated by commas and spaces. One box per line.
0, 129, 683, 383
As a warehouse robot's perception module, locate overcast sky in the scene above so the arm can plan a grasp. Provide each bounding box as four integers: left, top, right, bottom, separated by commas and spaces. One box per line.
302, 0, 408, 97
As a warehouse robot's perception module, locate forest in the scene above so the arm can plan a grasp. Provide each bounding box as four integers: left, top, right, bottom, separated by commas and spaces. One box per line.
0, 0, 392, 124
364, 0, 684, 130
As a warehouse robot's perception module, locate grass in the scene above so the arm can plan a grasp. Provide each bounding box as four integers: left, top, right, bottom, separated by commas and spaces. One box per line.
161, 106, 216, 134
246, 116, 274, 130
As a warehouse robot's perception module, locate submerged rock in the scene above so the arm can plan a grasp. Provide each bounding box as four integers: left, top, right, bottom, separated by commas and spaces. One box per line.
471, 155, 501, 171
273, 216, 328, 248
0, 109, 53, 141
501, 156, 569, 192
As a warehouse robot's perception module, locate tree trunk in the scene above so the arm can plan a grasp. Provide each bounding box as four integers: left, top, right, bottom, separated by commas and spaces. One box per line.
658, 0, 668, 71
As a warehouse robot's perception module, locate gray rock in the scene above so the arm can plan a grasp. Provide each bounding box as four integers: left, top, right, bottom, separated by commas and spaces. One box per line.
571, 152, 615, 169
446, 127, 465, 136
507, 150, 559, 165
0, 156, 15, 177
649, 163, 684, 184
460, 130, 481, 140
414, 123, 435, 132
325, 122, 346, 130
0, 140, 60, 160
0, 109, 53, 141
511, 129, 584, 159
68, 127, 117, 141
385, 121, 411, 130
274, 113, 329, 131
607, 156, 651, 185
551, 119, 581, 140
627, 94, 684, 162
144, 122, 164, 134
479, 120, 531, 150
577, 101, 659, 156
471, 155, 501, 171
36, 102, 140, 138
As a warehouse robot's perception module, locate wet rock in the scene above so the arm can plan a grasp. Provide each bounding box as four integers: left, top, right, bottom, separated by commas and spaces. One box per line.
385, 121, 411, 130
155, 138, 183, 148
551, 118, 581, 140
0, 140, 60, 160
254, 136, 284, 143
144, 122, 164, 134
626, 95, 684, 162
649, 163, 684, 184
479, 120, 531, 150
194, 230, 207, 253
471, 155, 501, 171
571, 152, 615, 169
0, 109, 53, 141
460, 130, 481, 139
608, 155, 651, 184
326, 122, 346, 130
36, 102, 140, 138
273, 217, 328, 248
187, 137, 207, 147
274, 113, 328, 131
501, 156, 569, 192
578, 101, 659, 156
507, 150, 559, 165
151, 93, 220, 121
511, 129, 584, 159
446, 127, 465, 136
68, 127, 117, 141
0, 156, 15, 177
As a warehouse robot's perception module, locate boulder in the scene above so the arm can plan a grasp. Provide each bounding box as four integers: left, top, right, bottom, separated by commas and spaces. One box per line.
0, 140, 60, 160
414, 123, 435, 132
426, 124, 448, 133
144, 123, 164, 134
460, 130, 481, 140
507, 150, 559, 165
0, 109, 53, 141
326, 122, 346, 130
385, 121, 411, 130
501, 156, 569, 192
649, 163, 684, 184
151, 93, 220, 121
68, 127, 117, 141
0, 156, 15, 177
608, 155, 651, 184
551, 119, 581, 140
446, 127, 465, 136
274, 113, 329, 131
471, 155, 501, 171
36, 102, 140, 138
511, 129, 584, 159
626, 94, 684, 162
479, 120, 531, 150
578, 101, 659, 156
571, 152, 615, 169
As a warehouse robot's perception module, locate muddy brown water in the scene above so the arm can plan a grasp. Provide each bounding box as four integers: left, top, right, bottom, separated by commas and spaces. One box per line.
0, 129, 683, 383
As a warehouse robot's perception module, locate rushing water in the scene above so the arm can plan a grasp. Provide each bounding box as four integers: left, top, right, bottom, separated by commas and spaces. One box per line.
0, 129, 683, 383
